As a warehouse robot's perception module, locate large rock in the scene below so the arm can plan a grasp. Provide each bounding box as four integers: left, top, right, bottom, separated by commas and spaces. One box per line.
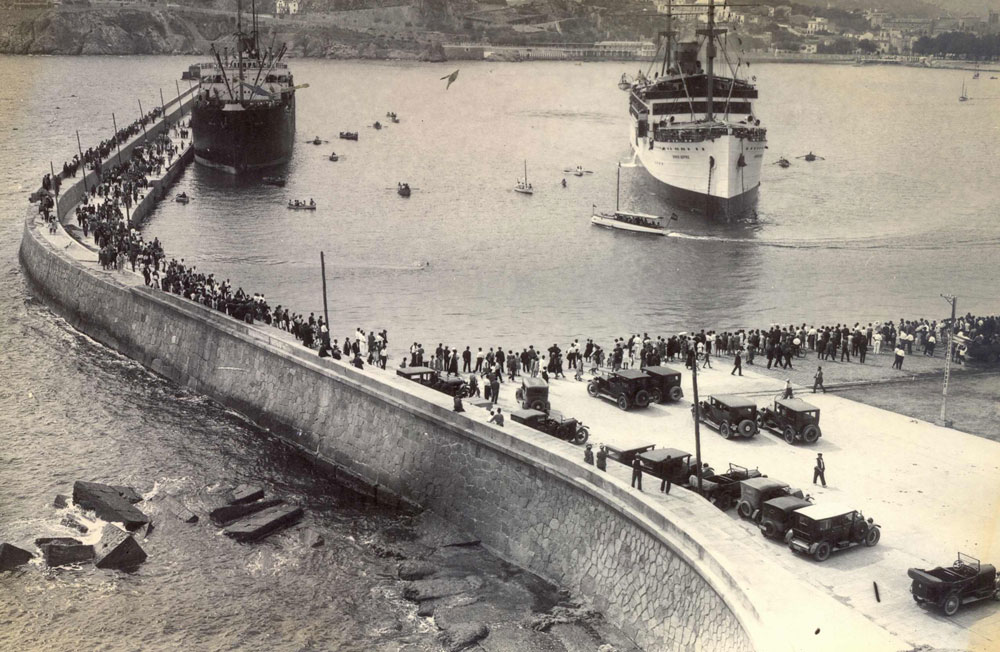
0, 543, 34, 571
60, 513, 89, 534
112, 485, 143, 505
73, 481, 149, 531
439, 622, 489, 652
398, 560, 439, 581
38, 538, 95, 567
53, 494, 70, 508
229, 484, 265, 505
210, 498, 283, 526
162, 497, 198, 524
94, 524, 147, 571
223, 505, 303, 542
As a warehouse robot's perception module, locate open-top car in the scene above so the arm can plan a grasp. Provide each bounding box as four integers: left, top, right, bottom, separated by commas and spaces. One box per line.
396, 367, 468, 397
908, 553, 1000, 616
641, 366, 684, 403
693, 463, 763, 510
758, 495, 814, 539
785, 504, 880, 562
587, 369, 652, 410
757, 398, 822, 444
637, 448, 695, 488
515, 377, 550, 412
510, 408, 589, 445
694, 395, 758, 439
736, 477, 806, 521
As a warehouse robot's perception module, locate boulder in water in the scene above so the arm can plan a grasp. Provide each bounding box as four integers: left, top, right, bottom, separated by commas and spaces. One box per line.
38, 537, 95, 567
60, 513, 89, 534
210, 498, 283, 526
94, 524, 147, 571
0, 543, 34, 571
223, 505, 303, 542
438, 622, 489, 652
228, 484, 265, 505
112, 485, 143, 505
162, 497, 198, 524
53, 494, 70, 508
73, 481, 150, 531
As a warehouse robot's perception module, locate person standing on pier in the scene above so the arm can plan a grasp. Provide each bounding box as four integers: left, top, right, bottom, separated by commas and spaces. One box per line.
489, 372, 500, 406
783, 378, 794, 399
596, 445, 607, 471
584, 444, 594, 465
731, 349, 743, 376
813, 453, 827, 487
631, 457, 643, 491
463, 346, 472, 372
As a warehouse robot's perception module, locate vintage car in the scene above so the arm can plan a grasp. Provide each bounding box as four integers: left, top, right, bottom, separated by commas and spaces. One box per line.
637, 448, 695, 489
784, 504, 881, 562
694, 395, 758, 439
587, 369, 652, 411
510, 408, 589, 445
604, 443, 656, 468
692, 463, 763, 510
641, 365, 684, 403
758, 495, 814, 539
757, 398, 822, 444
908, 553, 1000, 616
736, 477, 805, 521
515, 377, 551, 412
396, 367, 468, 397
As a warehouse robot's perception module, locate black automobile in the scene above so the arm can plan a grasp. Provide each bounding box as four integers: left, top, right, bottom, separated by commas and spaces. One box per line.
396, 366, 468, 397
695, 463, 763, 510
510, 408, 589, 445
636, 448, 695, 489
785, 504, 881, 562
694, 394, 758, 439
587, 369, 652, 410
908, 553, 1000, 616
757, 398, 822, 444
758, 495, 814, 539
641, 365, 684, 403
515, 377, 550, 412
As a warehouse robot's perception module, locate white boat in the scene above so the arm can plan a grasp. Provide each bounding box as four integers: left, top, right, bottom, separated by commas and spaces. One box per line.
514, 159, 533, 195
591, 164, 665, 235
625, 0, 765, 219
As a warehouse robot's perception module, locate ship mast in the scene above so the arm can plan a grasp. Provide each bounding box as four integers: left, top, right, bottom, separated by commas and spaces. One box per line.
660, 0, 672, 77
237, 0, 245, 104
698, 0, 720, 122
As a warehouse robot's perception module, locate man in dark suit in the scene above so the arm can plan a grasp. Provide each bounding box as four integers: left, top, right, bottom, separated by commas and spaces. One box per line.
813, 453, 827, 487
462, 346, 472, 372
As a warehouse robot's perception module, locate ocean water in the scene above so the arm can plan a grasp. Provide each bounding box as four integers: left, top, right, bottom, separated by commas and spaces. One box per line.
1, 55, 998, 650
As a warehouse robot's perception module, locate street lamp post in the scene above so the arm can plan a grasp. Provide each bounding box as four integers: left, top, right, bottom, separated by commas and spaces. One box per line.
939, 294, 957, 428
692, 348, 703, 495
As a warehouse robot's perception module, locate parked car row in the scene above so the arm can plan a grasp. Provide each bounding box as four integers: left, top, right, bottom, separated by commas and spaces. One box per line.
695, 395, 823, 445
396, 366, 469, 397
586, 366, 684, 411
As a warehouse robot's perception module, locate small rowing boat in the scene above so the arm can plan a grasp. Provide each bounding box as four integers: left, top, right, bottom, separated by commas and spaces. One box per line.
175, 193, 190, 204
263, 176, 286, 186
288, 200, 316, 210
339, 131, 359, 141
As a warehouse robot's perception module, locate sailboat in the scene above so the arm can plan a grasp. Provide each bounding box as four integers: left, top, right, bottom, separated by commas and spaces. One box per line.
959, 80, 969, 102
591, 164, 666, 236
514, 160, 533, 195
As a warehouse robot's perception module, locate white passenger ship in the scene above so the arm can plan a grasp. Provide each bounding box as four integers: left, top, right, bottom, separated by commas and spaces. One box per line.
625, 0, 766, 219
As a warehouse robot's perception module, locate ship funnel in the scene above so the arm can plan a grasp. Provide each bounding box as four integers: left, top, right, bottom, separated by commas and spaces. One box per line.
678, 41, 701, 76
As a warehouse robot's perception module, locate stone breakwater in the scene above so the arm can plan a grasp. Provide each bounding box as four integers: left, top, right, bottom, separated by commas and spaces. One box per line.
19, 104, 907, 652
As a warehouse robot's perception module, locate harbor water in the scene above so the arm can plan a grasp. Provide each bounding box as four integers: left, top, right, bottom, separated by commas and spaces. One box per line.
1, 55, 998, 650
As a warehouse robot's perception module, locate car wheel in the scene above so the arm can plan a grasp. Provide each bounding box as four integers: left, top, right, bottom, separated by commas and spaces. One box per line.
573, 426, 589, 446
668, 386, 683, 402
761, 521, 777, 538
617, 394, 629, 411
865, 526, 881, 547
737, 500, 753, 519
913, 594, 924, 604
720, 421, 733, 439
783, 426, 797, 444
813, 542, 832, 562
943, 593, 961, 617
634, 390, 650, 408
648, 388, 663, 404
587, 381, 600, 398
739, 419, 756, 437
801, 424, 821, 443
529, 399, 546, 412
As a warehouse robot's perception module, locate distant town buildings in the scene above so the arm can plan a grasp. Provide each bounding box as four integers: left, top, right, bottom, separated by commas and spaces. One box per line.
275, 0, 298, 16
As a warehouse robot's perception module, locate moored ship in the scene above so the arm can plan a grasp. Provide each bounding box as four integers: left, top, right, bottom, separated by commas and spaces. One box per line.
625, 0, 766, 219
190, 2, 296, 174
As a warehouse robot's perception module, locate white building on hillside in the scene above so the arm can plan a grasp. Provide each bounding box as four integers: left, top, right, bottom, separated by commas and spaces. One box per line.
276, 0, 299, 16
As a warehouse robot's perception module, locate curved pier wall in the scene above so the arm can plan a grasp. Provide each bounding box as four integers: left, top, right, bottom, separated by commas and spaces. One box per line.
21, 125, 761, 652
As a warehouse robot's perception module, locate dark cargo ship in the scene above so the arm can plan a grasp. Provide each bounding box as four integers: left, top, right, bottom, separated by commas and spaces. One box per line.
190, 2, 297, 174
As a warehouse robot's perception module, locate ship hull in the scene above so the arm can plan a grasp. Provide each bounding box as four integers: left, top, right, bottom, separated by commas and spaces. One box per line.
191, 97, 296, 174
630, 123, 763, 219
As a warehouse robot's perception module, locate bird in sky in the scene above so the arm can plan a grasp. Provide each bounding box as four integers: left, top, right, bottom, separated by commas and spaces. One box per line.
441, 69, 459, 90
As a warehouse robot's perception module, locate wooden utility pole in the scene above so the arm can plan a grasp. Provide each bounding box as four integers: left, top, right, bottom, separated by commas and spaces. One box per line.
137, 99, 148, 141
76, 130, 88, 194
111, 113, 123, 166
940, 294, 957, 427
320, 251, 331, 343
692, 349, 703, 495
